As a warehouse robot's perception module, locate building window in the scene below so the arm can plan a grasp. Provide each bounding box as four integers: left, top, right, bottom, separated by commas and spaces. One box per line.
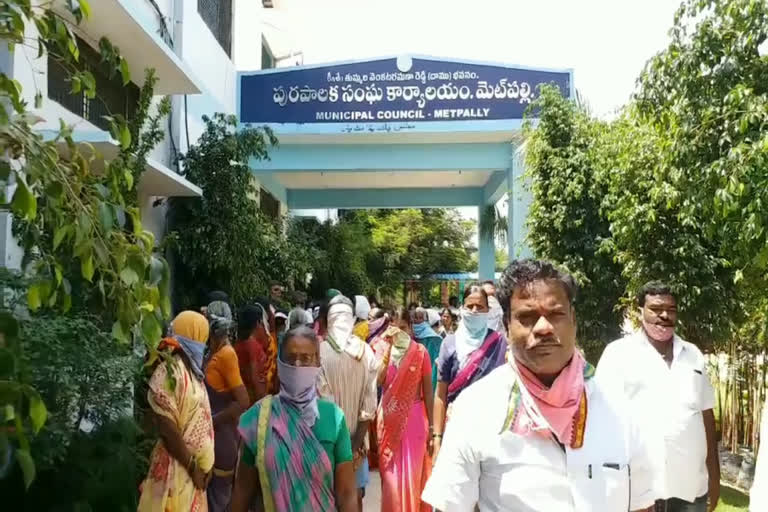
198, 0, 232, 57
260, 188, 279, 220
262, 40, 276, 70
47, 37, 139, 132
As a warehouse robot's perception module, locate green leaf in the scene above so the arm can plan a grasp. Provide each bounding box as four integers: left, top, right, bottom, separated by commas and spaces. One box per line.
16, 449, 35, 489
124, 169, 134, 190
141, 313, 162, 345
119, 123, 131, 149
79, 0, 92, 19
11, 177, 36, 220
70, 75, 81, 94
112, 320, 129, 344
34, 92, 42, 109
119, 267, 139, 286
98, 202, 113, 232
27, 284, 41, 311
81, 254, 94, 282
46, 181, 64, 199
149, 256, 165, 285
53, 225, 69, 250
119, 57, 130, 86
24, 387, 46, 434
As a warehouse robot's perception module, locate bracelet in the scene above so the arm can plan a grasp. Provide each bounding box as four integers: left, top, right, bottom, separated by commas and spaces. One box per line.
432, 433, 443, 439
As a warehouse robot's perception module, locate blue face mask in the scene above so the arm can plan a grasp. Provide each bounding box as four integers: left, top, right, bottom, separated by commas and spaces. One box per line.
461, 310, 489, 339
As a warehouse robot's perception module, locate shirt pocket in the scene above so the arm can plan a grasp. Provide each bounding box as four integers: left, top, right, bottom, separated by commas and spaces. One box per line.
601, 464, 630, 511
676, 366, 705, 410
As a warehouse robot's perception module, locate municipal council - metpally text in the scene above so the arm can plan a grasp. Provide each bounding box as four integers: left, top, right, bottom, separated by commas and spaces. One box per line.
314, 108, 491, 121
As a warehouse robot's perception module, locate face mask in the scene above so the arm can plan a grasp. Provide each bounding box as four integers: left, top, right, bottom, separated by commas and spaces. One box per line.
277, 358, 320, 425
462, 309, 489, 339
642, 318, 674, 342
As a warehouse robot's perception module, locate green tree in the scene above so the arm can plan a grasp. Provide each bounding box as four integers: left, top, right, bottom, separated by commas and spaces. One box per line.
300, 209, 475, 302
523, 85, 626, 362
1, 0, 172, 486
167, 114, 304, 308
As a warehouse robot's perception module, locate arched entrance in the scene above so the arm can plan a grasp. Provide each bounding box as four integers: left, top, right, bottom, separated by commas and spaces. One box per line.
237, 55, 572, 279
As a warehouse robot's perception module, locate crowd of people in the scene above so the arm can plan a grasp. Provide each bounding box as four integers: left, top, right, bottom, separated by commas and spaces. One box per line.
134, 261, 765, 512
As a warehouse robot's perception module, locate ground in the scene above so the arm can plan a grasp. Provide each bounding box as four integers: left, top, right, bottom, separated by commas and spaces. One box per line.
362, 473, 750, 511
716, 485, 750, 512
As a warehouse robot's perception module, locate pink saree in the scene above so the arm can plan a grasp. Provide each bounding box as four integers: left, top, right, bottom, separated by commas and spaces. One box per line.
377, 342, 432, 512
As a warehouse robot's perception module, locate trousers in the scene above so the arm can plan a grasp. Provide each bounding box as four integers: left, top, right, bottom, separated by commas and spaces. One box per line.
655, 494, 708, 512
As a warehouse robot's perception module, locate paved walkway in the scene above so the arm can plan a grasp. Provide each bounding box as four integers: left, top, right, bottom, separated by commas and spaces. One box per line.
363, 470, 382, 511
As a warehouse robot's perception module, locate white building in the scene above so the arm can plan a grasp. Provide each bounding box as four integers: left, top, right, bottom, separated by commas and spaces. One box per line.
0, 0, 293, 268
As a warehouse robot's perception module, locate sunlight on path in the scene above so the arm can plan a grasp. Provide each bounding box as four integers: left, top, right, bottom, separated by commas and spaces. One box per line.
364, 470, 382, 512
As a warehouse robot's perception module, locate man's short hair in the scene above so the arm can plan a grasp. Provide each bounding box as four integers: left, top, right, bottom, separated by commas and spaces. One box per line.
497, 259, 578, 325
636, 281, 675, 307
483, 280, 495, 286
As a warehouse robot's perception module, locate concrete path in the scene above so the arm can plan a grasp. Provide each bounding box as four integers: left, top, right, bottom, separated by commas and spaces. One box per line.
363, 469, 382, 512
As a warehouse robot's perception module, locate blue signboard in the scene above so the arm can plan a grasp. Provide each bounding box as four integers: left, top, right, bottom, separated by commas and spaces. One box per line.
239, 57, 571, 125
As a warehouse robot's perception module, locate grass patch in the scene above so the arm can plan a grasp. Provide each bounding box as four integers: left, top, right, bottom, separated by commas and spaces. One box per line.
715, 485, 750, 512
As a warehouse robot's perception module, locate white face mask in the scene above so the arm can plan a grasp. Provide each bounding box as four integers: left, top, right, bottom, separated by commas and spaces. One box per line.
461, 309, 489, 341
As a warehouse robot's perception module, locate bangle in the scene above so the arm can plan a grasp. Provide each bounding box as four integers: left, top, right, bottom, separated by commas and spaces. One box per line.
432, 433, 443, 439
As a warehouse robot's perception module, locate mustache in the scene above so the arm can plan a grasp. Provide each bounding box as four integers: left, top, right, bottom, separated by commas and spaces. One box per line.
529, 336, 561, 347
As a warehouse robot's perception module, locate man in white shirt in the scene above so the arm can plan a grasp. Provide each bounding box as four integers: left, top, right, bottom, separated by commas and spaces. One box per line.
423, 259, 655, 512
596, 281, 720, 512
750, 397, 767, 511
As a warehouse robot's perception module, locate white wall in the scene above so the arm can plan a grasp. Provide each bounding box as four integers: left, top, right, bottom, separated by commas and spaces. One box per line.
233, 0, 265, 71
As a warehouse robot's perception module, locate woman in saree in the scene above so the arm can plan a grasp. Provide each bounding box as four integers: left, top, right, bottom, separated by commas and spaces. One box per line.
364, 307, 390, 470
231, 325, 358, 512
203, 301, 250, 511
432, 283, 508, 459
377, 308, 434, 512
235, 304, 270, 406
138, 311, 215, 512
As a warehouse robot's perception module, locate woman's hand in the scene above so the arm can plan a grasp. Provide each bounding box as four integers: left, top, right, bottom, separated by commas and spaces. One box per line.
432, 436, 442, 464
190, 464, 211, 490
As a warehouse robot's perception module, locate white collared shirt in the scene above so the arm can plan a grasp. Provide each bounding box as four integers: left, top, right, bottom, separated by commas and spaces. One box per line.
596, 331, 715, 502
422, 364, 655, 512
750, 397, 768, 511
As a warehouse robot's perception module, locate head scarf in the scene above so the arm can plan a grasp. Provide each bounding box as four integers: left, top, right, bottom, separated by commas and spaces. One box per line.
427, 308, 441, 327
326, 295, 365, 360
169, 311, 210, 380
454, 308, 489, 368
354, 296, 371, 321
385, 325, 412, 366
326, 288, 342, 299
207, 300, 233, 337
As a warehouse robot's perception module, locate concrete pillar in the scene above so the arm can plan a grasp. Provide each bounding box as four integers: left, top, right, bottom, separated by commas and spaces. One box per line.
507, 165, 515, 263
478, 204, 495, 281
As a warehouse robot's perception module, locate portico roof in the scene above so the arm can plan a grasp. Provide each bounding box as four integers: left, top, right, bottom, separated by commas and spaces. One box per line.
237, 55, 573, 277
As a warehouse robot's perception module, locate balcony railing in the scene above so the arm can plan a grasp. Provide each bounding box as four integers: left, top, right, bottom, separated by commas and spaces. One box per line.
47, 37, 140, 132
198, 0, 232, 57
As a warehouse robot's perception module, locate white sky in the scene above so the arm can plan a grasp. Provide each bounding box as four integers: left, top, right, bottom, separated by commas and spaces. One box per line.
257, 0, 680, 117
